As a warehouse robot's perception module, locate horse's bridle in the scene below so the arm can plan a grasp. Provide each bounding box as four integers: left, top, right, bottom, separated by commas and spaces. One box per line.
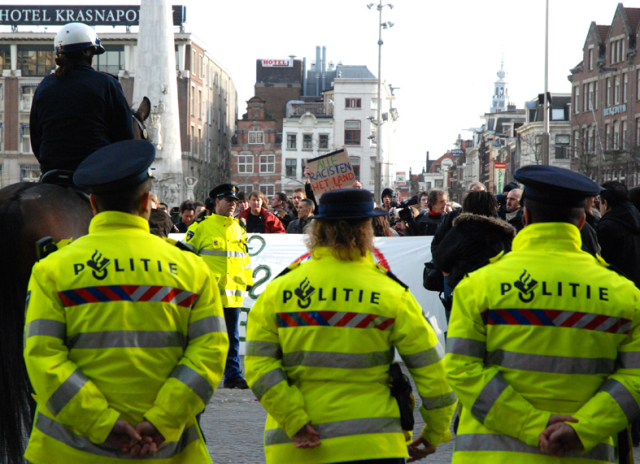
132, 114, 149, 141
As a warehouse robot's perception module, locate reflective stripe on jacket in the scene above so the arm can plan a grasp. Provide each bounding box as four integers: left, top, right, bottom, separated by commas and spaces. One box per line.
24, 212, 228, 463
183, 214, 252, 308
445, 223, 640, 464
245, 247, 456, 464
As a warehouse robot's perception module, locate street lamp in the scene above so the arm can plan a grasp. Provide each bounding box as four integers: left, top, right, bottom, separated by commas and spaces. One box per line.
369, 1, 394, 202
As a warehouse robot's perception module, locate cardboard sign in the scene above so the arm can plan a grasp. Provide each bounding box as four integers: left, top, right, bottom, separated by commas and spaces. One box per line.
306, 149, 356, 197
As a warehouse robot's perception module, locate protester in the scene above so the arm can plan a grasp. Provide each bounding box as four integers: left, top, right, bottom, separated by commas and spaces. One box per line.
271, 192, 293, 229
404, 189, 448, 236
286, 198, 314, 234
237, 191, 286, 233
446, 165, 640, 463
245, 188, 456, 463
174, 201, 196, 233
291, 188, 306, 219
496, 181, 519, 220
183, 184, 253, 390
373, 207, 397, 237
148, 192, 176, 237
194, 200, 206, 217
381, 187, 394, 211
505, 188, 524, 231
596, 181, 640, 287
24, 140, 227, 462
30, 23, 134, 174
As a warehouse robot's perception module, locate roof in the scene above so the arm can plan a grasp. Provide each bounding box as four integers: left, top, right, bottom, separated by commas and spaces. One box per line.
598, 25, 610, 42
625, 8, 640, 33
334, 65, 376, 79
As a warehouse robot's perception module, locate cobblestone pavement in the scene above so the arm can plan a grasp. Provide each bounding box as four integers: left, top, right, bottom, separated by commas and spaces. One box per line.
201, 358, 640, 463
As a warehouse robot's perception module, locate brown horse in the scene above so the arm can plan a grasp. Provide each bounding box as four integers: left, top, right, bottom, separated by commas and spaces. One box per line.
0, 98, 151, 464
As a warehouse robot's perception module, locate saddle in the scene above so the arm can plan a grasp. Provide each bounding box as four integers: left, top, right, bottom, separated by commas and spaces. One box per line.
39, 169, 90, 203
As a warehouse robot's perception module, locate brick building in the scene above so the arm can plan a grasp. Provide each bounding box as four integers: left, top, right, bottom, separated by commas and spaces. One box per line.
569, 3, 640, 186
229, 96, 282, 196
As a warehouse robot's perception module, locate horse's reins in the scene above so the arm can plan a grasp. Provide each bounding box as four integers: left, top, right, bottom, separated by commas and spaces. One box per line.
133, 114, 148, 140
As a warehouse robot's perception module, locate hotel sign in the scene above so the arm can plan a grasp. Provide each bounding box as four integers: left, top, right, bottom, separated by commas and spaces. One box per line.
260, 59, 293, 68
604, 104, 626, 116
0, 5, 186, 26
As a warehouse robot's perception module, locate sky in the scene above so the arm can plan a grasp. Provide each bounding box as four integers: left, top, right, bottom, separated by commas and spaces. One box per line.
3, 0, 632, 175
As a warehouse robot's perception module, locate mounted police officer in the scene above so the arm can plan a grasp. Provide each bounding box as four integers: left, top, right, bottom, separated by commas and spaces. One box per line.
23, 140, 228, 462
446, 165, 640, 463
30, 22, 134, 174
245, 188, 456, 463
183, 184, 254, 389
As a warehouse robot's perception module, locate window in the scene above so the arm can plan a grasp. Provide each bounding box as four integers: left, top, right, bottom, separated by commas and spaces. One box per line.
607, 78, 611, 106
623, 121, 628, 149
249, 131, 265, 144
238, 184, 253, 193
589, 48, 593, 70
319, 134, 329, 149
555, 134, 570, 159
595, 81, 598, 109
574, 86, 580, 114
551, 109, 565, 121
18, 45, 53, 76
199, 55, 204, 77
613, 121, 620, 150
624, 73, 628, 103
303, 134, 313, 150
94, 45, 124, 74
259, 184, 275, 196
370, 129, 377, 146
370, 157, 376, 181
573, 130, 580, 155
344, 120, 361, 145
636, 118, 640, 148
583, 84, 588, 111
611, 42, 615, 64
349, 156, 360, 180
238, 155, 253, 173
197, 128, 202, 155
535, 135, 543, 157
588, 82, 594, 110
615, 76, 620, 104
190, 125, 195, 152
285, 159, 296, 177
345, 98, 362, 108
371, 98, 378, 110
286, 134, 297, 149
21, 125, 31, 153
0, 45, 9, 71
605, 124, 610, 150
259, 155, 275, 173
198, 89, 202, 119
20, 165, 40, 182
190, 86, 195, 116
21, 85, 36, 112
191, 50, 196, 74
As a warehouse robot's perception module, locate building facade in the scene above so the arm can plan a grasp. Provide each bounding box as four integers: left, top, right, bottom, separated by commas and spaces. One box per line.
0, 28, 237, 201
569, 4, 640, 186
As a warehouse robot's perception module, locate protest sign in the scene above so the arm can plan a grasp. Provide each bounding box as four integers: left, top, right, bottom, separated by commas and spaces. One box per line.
306, 149, 356, 197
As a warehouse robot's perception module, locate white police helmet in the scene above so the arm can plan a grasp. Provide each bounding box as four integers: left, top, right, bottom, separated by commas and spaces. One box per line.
54, 23, 105, 55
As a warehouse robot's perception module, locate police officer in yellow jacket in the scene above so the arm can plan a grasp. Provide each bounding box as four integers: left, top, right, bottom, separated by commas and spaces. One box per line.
245, 189, 456, 464
445, 165, 640, 463
24, 140, 228, 463
183, 184, 253, 389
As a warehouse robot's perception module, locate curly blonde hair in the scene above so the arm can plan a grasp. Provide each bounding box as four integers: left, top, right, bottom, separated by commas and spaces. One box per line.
304, 218, 374, 260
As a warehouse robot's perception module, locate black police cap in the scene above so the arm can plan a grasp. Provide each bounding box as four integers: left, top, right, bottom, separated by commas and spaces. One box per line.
209, 183, 239, 201
313, 189, 389, 221
73, 140, 155, 194
514, 165, 603, 207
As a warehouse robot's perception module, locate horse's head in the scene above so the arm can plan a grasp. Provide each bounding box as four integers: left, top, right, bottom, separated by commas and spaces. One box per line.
133, 96, 151, 141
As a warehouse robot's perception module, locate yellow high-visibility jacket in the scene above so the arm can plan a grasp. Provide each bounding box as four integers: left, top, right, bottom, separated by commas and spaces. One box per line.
24, 212, 228, 464
445, 222, 640, 464
183, 214, 252, 308
245, 247, 456, 464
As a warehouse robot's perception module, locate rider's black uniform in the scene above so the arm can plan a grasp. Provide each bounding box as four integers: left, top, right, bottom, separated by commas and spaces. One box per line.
30, 61, 135, 173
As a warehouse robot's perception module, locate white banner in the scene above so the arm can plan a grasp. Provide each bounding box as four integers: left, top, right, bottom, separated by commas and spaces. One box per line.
170, 234, 446, 349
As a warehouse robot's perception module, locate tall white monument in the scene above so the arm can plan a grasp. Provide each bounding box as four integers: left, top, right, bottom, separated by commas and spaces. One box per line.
133, 0, 183, 205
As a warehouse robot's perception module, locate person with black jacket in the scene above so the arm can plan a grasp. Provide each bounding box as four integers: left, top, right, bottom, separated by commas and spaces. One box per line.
433, 191, 516, 320
286, 198, 314, 234
596, 181, 640, 287
404, 190, 448, 236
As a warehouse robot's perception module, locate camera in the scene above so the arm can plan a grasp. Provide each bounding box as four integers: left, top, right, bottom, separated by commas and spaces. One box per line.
397, 195, 419, 223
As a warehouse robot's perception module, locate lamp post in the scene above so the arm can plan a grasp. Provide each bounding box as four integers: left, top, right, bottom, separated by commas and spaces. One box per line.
543, 0, 550, 165
368, 2, 393, 201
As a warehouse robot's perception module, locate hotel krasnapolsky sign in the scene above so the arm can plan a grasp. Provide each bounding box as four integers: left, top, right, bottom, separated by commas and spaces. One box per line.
0, 5, 186, 26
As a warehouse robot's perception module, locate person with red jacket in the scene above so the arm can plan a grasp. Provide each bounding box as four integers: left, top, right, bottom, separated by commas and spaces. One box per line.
237, 191, 286, 233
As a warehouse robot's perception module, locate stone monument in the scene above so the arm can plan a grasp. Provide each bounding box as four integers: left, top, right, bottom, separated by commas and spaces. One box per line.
132, 0, 185, 205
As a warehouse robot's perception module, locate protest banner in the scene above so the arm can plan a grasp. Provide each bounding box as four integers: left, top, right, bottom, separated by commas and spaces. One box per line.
170, 234, 446, 350
306, 149, 357, 197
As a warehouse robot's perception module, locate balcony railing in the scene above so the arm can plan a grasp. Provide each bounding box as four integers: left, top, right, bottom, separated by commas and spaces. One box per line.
288, 102, 333, 118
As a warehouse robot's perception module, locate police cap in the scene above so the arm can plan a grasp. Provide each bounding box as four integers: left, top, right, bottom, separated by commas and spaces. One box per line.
513, 165, 603, 207
209, 183, 239, 201
73, 140, 155, 194
314, 189, 389, 221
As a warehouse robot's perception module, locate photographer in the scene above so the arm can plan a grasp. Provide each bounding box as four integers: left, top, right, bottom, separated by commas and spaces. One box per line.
402, 190, 448, 236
